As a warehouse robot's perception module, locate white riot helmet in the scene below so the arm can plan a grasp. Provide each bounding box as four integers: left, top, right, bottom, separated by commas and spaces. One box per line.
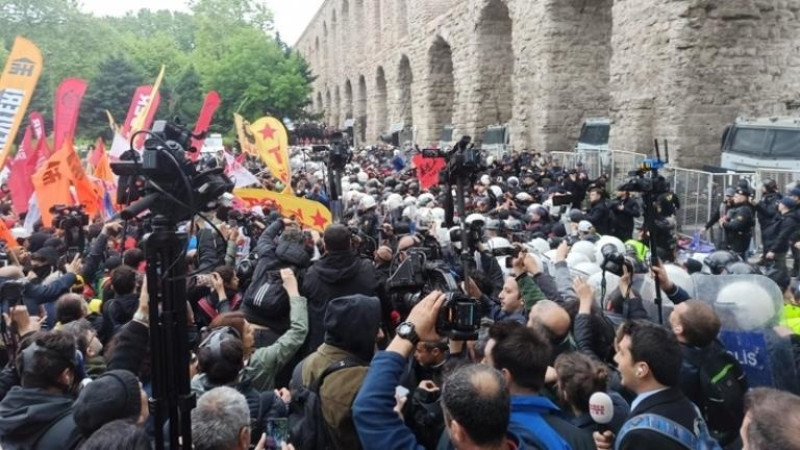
404, 196, 417, 206
357, 172, 368, 183
487, 237, 513, 252
384, 193, 403, 211
418, 193, 435, 207
359, 195, 377, 212
480, 174, 491, 186
465, 213, 486, 226
507, 176, 520, 187
431, 207, 445, 224
527, 238, 550, 255
489, 185, 503, 198
571, 240, 597, 263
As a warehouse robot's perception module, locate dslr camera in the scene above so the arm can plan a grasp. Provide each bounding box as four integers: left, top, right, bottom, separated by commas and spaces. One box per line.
599, 243, 635, 277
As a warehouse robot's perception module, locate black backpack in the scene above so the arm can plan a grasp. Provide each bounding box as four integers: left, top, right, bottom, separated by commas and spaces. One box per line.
689, 347, 748, 445
288, 357, 364, 450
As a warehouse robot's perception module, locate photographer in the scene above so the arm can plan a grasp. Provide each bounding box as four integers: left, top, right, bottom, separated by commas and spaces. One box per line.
353, 291, 524, 450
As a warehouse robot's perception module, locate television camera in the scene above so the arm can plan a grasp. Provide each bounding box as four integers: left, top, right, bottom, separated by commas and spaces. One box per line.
110, 118, 234, 450
49, 204, 89, 257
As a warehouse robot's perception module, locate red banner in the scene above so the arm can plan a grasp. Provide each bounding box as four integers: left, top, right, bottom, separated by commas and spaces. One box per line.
412, 154, 446, 189
27, 111, 50, 173
53, 78, 88, 151
8, 125, 34, 212
121, 85, 160, 146
189, 91, 221, 161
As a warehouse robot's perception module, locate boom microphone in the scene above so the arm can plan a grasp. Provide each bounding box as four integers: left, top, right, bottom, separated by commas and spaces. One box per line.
588, 391, 615, 430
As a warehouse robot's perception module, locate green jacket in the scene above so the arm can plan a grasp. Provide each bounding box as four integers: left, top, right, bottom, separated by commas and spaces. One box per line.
517, 273, 546, 311
249, 295, 308, 392
302, 343, 369, 450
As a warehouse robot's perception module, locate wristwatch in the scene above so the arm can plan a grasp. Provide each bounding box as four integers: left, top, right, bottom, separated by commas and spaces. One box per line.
396, 322, 420, 346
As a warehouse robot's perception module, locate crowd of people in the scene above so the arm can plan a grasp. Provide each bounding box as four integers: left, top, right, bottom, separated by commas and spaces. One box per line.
0, 140, 799, 450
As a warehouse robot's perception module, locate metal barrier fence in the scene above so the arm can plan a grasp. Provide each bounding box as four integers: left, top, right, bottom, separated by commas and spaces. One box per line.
548, 150, 647, 189
547, 150, 761, 240
663, 168, 755, 238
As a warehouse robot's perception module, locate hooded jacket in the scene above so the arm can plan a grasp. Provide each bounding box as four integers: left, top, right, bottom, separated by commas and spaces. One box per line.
301, 295, 381, 450
0, 386, 81, 449
302, 251, 378, 351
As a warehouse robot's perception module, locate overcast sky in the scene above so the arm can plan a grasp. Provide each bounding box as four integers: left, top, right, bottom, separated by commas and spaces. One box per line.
78, 0, 324, 45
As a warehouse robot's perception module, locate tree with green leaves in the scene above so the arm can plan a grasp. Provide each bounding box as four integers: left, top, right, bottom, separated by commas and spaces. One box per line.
79, 55, 145, 140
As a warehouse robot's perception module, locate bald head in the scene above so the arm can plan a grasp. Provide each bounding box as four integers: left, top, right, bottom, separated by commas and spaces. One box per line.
528, 300, 571, 341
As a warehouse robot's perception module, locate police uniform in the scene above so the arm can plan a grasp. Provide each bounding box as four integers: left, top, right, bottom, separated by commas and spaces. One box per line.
722, 189, 755, 259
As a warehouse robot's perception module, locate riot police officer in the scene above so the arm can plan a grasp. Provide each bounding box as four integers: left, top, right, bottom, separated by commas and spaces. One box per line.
755, 179, 782, 263
721, 187, 755, 260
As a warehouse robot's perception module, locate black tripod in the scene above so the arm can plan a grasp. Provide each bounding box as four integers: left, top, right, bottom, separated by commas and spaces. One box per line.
144, 215, 195, 450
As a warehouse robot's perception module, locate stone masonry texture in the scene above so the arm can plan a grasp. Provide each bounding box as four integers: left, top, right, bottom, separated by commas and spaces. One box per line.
295, 0, 800, 168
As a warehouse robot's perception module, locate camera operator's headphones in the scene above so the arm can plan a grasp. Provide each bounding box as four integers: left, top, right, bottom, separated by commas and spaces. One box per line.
198, 326, 242, 360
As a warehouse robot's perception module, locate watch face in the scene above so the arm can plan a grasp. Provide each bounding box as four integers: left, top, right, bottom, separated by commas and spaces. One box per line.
398, 323, 412, 336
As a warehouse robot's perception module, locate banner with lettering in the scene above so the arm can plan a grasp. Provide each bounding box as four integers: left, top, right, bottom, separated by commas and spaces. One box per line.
234, 188, 332, 232
53, 78, 88, 151
120, 84, 161, 149
121, 86, 152, 136
234, 113, 257, 155
251, 117, 291, 188
28, 111, 50, 171
189, 91, 221, 161
130, 65, 165, 148
0, 37, 43, 169
411, 154, 446, 189
32, 149, 73, 227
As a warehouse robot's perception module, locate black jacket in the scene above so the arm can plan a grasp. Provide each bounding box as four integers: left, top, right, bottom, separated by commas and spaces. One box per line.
196, 228, 227, 272
755, 192, 782, 229
302, 255, 379, 352
0, 387, 81, 450
242, 220, 311, 331
585, 200, 612, 236
100, 293, 139, 343
763, 210, 799, 254
609, 196, 641, 241
616, 387, 702, 450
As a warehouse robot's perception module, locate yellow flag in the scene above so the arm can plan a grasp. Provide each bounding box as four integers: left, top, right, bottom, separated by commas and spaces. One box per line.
251, 117, 291, 188
0, 37, 43, 169
130, 65, 165, 137
234, 188, 332, 232
234, 113, 257, 155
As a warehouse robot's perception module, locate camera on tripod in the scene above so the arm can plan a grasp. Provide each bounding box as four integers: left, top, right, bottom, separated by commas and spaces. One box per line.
111, 118, 234, 223
421, 135, 482, 184
50, 204, 89, 230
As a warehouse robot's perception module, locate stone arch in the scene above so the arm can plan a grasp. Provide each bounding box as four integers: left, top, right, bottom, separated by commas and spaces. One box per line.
334, 86, 342, 128
357, 76, 367, 143
316, 91, 324, 114
397, 55, 413, 128
331, 10, 338, 70
325, 89, 332, 124
314, 36, 321, 69
344, 79, 354, 120
427, 36, 455, 142
375, 66, 388, 137
475, 0, 514, 134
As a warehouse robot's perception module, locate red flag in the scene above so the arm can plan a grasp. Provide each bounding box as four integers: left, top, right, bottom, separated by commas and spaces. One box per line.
8, 124, 35, 212
88, 138, 106, 168
189, 91, 221, 161
32, 148, 73, 227
27, 111, 50, 172
0, 220, 19, 249
121, 85, 161, 147
412, 154, 446, 189
53, 78, 88, 151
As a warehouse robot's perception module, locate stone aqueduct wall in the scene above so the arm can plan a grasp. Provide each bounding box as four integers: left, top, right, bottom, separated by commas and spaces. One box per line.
295, 0, 800, 167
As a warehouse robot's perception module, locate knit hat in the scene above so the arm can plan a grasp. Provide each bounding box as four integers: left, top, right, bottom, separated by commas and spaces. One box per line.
31, 247, 59, 267
781, 197, 797, 208
73, 370, 142, 434
790, 187, 800, 198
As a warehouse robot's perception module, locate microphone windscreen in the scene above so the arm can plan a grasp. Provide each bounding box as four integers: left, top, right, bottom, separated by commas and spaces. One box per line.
589, 391, 615, 425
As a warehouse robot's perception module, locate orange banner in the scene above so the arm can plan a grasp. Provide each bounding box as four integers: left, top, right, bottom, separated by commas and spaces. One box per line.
0, 220, 19, 249
63, 144, 101, 216
234, 188, 332, 232
0, 37, 43, 169
32, 149, 73, 227
251, 117, 291, 187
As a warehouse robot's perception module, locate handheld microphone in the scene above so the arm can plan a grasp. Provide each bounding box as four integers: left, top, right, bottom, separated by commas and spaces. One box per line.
589, 391, 615, 431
